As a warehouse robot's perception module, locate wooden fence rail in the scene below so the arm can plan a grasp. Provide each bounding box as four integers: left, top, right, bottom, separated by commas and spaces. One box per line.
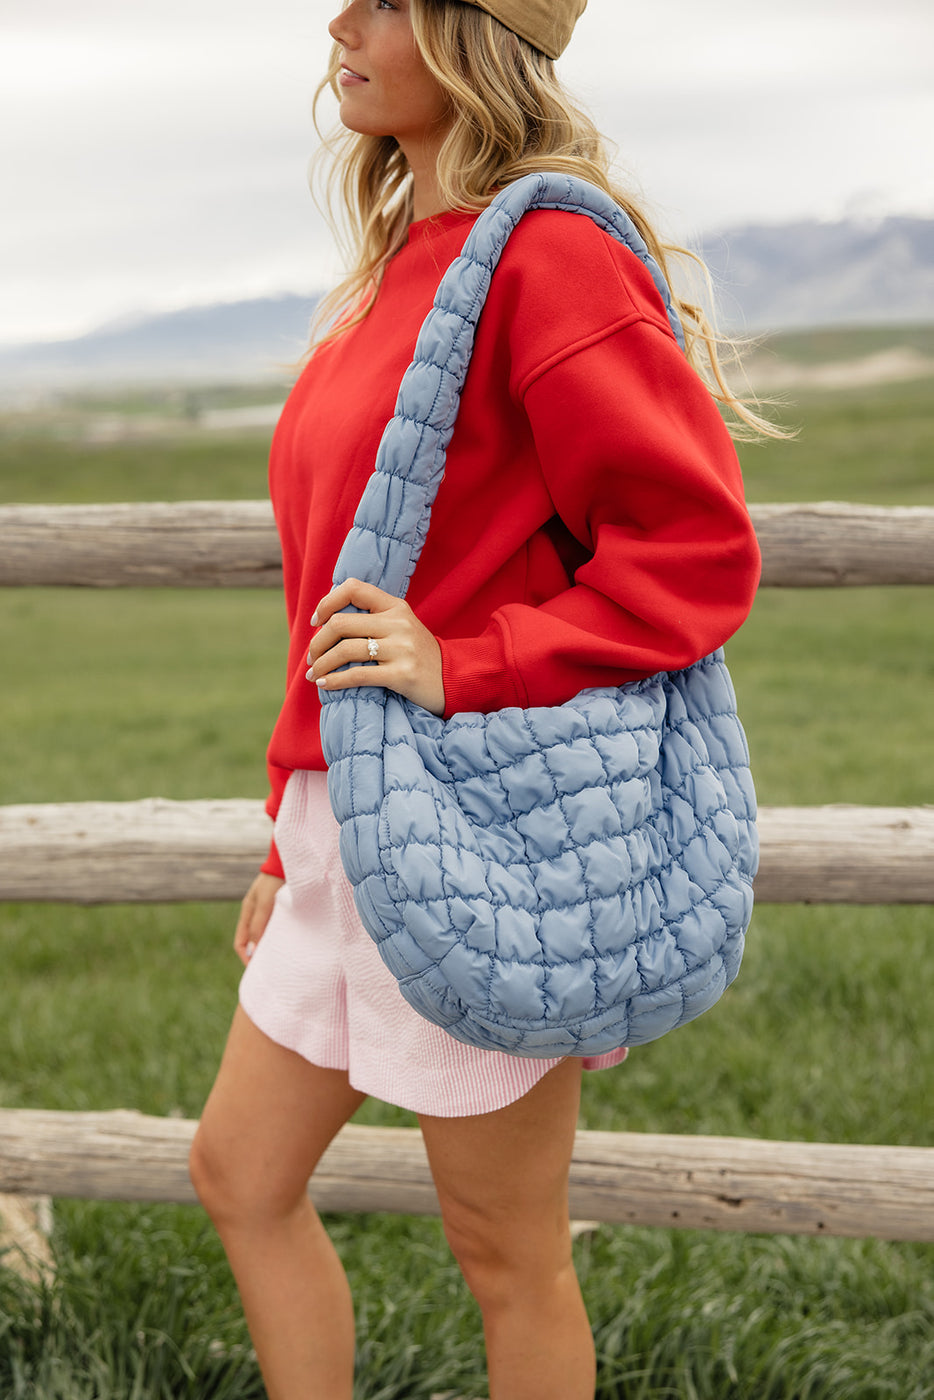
2, 799, 933, 906
1, 497, 931, 1243
1, 500, 933, 588
1, 1109, 932, 1243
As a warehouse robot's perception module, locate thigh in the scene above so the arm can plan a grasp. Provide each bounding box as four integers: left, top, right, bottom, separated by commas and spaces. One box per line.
418, 1057, 583, 1240
193, 1005, 367, 1211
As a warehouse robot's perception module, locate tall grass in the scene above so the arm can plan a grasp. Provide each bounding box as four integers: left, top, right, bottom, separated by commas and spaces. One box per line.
2, 349, 933, 1397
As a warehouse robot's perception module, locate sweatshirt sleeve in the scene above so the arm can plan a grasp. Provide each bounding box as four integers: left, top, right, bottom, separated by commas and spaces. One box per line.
258, 775, 288, 878
260, 837, 285, 881
438, 317, 760, 716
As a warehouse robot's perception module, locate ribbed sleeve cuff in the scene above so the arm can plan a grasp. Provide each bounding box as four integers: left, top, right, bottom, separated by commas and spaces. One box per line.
439, 633, 524, 718
260, 839, 285, 881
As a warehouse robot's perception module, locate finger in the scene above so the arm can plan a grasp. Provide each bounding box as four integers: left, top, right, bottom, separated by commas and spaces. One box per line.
235, 899, 270, 963
307, 615, 386, 665
233, 905, 255, 961
312, 662, 394, 694
311, 578, 395, 627
307, 634, 385, 679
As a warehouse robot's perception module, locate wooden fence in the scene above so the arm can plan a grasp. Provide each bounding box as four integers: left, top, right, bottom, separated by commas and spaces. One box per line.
1, 499, 933, 1243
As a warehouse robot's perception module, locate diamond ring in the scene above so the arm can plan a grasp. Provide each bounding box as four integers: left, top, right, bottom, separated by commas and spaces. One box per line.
367, 637, 380, 661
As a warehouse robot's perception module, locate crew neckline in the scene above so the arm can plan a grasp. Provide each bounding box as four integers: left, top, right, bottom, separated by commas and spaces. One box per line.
406, 207, 478, 244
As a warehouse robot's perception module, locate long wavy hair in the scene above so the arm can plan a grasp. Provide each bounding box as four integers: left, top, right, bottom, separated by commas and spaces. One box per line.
310, 0, 776, 439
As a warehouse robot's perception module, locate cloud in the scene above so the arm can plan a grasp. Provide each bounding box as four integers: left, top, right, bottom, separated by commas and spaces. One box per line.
2, 0, 932, 343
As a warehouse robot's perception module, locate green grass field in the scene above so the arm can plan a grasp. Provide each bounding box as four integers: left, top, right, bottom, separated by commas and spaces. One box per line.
1, 332, 932, 1397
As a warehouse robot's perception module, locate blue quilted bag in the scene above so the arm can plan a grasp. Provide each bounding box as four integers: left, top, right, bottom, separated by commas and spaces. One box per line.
318, 173, 758, 1056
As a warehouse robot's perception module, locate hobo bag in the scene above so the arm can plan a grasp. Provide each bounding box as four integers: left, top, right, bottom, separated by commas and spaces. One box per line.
317, 172, 758, 1056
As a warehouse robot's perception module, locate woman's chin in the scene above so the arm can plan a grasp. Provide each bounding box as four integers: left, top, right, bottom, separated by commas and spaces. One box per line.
337, 100, 384, 138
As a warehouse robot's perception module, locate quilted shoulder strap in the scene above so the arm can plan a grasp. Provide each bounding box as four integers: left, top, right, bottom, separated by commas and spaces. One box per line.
330, 172, 684, 600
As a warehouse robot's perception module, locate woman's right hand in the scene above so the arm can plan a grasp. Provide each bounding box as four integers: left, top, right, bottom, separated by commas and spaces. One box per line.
233, 872, 285, 966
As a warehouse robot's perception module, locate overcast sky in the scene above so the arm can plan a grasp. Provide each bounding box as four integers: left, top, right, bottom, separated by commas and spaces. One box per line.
2, 0, 933, 345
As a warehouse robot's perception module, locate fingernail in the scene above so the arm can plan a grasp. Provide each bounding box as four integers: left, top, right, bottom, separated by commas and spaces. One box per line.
245, 941, 256, 959
310, 611, 319, 626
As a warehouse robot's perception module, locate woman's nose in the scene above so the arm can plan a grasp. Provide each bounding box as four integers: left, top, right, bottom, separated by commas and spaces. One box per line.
328, 1, 357, 45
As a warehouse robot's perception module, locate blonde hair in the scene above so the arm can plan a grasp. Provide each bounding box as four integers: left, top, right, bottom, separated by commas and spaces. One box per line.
310, 0, 778, 439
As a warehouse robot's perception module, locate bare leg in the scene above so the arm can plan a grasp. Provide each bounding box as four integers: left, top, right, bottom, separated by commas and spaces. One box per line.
189, 1006, 366, 1400
419, 1057, 595, 1400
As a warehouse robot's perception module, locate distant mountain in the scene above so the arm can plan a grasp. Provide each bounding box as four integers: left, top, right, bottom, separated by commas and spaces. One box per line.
0, 295, 317, 396
697, 215, 934, 331
2, 215, 932, 395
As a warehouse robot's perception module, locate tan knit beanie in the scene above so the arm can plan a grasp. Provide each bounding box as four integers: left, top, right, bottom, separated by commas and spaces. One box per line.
458, 0, 587, 59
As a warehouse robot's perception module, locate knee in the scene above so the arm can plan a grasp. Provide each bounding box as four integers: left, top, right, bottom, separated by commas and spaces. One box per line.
188, 1120, 305, 1229
441, 1201, 572, 1313
442, 1213, 507, 1310
188, 1121, 238, 1223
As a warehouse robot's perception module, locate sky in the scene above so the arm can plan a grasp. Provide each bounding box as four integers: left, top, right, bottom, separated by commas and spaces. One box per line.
2, 0, 933, 345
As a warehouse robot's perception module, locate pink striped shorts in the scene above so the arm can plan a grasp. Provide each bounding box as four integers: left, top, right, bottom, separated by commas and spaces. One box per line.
239, 770, 627, 1117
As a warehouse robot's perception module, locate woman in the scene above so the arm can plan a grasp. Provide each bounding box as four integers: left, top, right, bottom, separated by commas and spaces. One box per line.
189, 3, 765, 1396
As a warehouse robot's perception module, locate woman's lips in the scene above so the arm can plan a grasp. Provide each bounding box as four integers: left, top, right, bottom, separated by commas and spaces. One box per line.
339, 66, 368, 86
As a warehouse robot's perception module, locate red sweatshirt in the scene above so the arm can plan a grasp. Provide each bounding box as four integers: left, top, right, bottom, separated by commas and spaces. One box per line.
261, 207, 761, 878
